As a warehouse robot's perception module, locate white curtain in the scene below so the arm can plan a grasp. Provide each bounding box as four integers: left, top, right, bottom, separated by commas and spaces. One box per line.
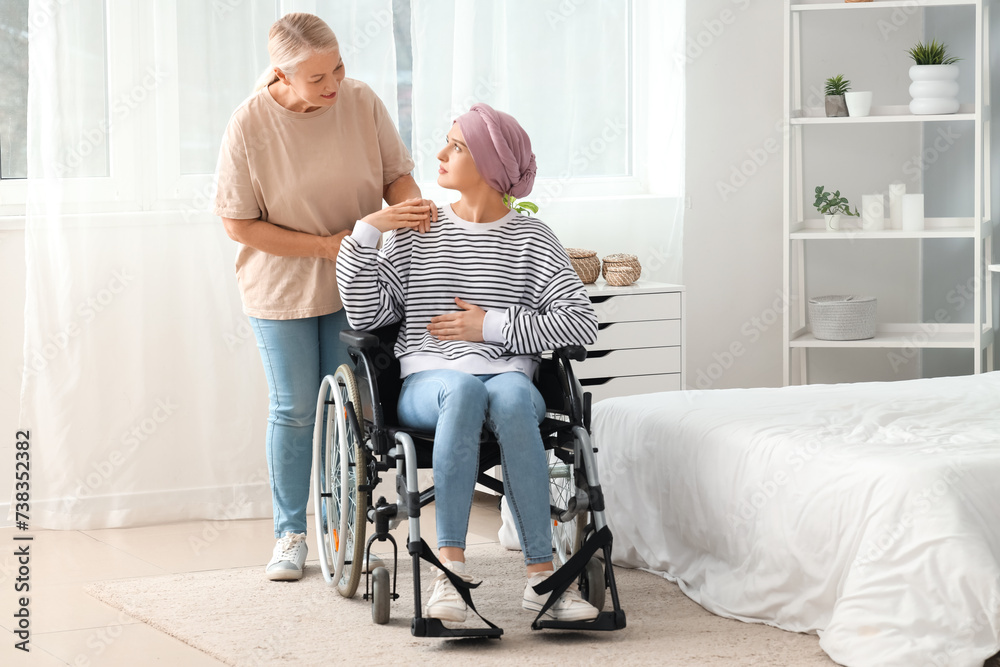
15, 0, 683, 529
410, 0, 685, 285
17, 0, 398, 529
410, 0, 631, 183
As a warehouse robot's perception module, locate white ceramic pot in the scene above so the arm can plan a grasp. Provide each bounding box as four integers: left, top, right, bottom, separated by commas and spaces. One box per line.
825, 214, 841, 231
908, 64, 960, 115
845, 91, 872, 117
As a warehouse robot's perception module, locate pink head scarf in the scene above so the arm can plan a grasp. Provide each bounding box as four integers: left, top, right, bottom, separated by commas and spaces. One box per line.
455, 103, 537, 198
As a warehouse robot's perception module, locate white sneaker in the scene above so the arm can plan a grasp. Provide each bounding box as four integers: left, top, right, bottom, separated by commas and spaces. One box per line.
425, 560, 475, 623
266, 533, 307, 581
522, 570, 600, 621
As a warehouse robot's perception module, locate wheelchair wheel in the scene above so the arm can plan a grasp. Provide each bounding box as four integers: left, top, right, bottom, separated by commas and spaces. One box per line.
311, 364, 367, 597
371, 566, 391, 625
548, 451, 585, 567
580, 556, 606, 611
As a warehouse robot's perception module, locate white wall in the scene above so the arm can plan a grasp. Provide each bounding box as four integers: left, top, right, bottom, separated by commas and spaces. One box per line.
684, 1, 928, 389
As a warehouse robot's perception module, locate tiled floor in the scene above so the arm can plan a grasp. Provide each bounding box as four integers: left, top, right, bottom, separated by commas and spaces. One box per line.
1, 494, 503, 666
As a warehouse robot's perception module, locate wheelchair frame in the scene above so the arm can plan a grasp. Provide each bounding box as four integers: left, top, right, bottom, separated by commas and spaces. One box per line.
310, 326, 626, 637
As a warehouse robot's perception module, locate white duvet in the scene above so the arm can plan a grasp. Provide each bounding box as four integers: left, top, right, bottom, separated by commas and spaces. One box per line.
592, 373, 1000, 667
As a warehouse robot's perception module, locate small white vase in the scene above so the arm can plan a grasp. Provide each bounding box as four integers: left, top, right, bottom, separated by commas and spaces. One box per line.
902, 194, 925, 231
845, 91, 873, 117
861, 194, 884, 231
908, 64, 960, 115
825, 214, 842, 231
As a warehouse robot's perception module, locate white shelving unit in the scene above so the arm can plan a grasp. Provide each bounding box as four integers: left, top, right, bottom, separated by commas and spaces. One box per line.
782, 0, 994, 385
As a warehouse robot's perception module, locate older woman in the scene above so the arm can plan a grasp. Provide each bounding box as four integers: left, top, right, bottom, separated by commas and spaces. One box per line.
213, 12, 433, 581
337, 103, 600, 623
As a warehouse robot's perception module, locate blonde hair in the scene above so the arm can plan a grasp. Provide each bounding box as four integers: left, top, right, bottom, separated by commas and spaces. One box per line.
254, 13, 340, 92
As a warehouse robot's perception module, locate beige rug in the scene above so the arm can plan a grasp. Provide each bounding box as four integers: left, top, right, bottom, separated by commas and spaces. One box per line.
85, 542, 835, 666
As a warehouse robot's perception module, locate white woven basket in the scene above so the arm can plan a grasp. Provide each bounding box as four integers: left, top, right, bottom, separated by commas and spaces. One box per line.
808, 295, 877, 341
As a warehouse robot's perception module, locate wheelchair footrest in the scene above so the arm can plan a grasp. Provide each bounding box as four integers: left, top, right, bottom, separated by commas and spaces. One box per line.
531, 610, 626, 632
411, 617, 504, 639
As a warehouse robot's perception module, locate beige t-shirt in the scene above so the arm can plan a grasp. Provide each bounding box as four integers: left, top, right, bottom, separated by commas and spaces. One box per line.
214, 78, 414, 319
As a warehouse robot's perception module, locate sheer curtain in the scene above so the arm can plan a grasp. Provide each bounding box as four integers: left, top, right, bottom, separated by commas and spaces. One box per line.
410, 0, 685, 285
15, 0, 682, 529
17, 0, 398, 529
410, 0, 630, 182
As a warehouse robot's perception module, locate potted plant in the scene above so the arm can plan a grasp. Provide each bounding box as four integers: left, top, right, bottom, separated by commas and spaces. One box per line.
814, 185, 859, 231
503, 193, 538, 216
824, 74, 850, 117
907, 39, 961, 115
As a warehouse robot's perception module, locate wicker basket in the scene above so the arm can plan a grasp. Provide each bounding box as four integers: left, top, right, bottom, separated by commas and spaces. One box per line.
601, 253, 642, 286
808, 295, 877, 340
565, 248, 601, 284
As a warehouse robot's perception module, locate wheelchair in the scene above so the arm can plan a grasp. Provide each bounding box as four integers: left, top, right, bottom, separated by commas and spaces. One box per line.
309, 323, 626, 638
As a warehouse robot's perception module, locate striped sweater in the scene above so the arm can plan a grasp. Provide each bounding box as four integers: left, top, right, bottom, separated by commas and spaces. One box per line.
336, 204, 598, 378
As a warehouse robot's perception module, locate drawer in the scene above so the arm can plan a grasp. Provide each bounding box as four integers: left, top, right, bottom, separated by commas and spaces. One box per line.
575, 347, 681, 380
581, 374, 682, 402
588, 319, 681, 352
590, 291, 681, 324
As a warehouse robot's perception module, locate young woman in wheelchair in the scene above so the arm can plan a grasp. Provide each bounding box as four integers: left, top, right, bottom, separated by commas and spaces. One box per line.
336, 103, 600, 623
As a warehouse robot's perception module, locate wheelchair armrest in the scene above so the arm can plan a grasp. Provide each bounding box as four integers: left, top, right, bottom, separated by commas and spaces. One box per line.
553, 345, 587, 363
339, 329, 382, 350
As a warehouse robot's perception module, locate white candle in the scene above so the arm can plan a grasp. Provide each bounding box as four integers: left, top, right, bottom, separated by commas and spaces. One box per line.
902, 194, 924, 232
862, 194, 885, 231
889, 183, 906, 230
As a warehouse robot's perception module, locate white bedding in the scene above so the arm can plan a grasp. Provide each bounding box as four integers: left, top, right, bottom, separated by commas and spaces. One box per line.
592, 372, 1000, 667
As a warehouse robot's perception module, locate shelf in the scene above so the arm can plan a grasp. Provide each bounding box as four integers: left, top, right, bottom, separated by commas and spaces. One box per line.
790, 324, 992, 349
790, 218, 980, 238
792, 0, 977, 11
791, 105, 976, 124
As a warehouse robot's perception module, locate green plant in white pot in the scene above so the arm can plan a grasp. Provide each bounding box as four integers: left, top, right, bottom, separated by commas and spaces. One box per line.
907, 39, 961, 115
814, 185, 859, 231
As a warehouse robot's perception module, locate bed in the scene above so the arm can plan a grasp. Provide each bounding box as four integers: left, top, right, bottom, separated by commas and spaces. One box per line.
591, 372, 1000, 667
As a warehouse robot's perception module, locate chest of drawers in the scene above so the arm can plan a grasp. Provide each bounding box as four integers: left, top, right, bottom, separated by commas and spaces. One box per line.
579, 281, 686, 402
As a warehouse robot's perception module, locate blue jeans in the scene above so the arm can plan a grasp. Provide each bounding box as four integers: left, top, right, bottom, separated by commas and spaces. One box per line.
397, 369, 552, 565
250, 310, 352, 538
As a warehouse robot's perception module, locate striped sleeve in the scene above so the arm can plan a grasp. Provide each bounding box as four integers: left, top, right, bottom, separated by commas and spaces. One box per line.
499, 238, 598, 354
335, 228, 410, 330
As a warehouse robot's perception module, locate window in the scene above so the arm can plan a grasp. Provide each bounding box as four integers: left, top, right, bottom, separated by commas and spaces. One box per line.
2, 0, 677, 216
0, 0, 28, 180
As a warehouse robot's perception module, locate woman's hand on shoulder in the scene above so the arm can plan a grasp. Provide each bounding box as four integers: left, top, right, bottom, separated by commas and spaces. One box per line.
362, 198, 433, 234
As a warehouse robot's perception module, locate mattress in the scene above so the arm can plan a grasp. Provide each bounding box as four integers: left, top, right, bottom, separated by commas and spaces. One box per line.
591, 372, 1000, 667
